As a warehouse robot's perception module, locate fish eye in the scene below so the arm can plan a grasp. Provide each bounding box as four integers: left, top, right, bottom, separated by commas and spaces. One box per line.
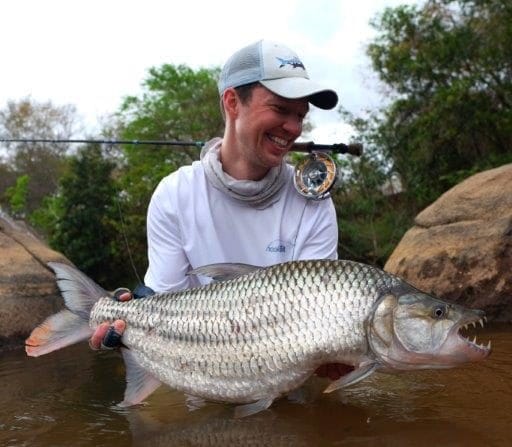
433, 305, 446, 319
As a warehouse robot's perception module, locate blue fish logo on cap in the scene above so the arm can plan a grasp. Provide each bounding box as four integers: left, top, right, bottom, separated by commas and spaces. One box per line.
276, 57, 305, 70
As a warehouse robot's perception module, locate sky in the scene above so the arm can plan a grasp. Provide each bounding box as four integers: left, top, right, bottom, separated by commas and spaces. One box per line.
0, 0, 419, 144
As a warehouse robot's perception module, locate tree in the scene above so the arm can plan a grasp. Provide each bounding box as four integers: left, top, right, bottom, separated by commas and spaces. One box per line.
0, 97, 81, 214
38, 144, 122, 288
111, 64, 225, 276
364, 0, 512, 205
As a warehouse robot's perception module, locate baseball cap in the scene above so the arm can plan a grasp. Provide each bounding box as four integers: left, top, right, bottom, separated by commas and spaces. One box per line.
218, 39, 338, 110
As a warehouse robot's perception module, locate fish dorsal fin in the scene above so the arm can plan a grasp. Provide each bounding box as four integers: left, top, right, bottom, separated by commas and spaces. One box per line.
323, 363, 378, 393
118, 349, 162, 407
48, 262, 107, 319
188, 263, 262, 281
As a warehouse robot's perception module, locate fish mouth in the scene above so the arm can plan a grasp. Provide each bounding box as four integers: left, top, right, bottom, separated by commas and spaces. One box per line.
456, 316, 491, 358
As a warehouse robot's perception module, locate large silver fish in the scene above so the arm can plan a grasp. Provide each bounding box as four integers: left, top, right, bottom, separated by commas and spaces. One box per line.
26, 260, 491, 417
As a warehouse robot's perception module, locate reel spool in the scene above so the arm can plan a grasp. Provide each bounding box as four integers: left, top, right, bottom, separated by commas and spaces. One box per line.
293, 152, 338, 200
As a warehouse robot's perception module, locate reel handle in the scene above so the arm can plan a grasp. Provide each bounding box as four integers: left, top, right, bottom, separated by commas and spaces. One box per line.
292, 141, 363, 156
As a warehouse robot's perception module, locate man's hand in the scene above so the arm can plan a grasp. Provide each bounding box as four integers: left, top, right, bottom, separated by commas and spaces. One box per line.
89, 289, 131, 350
315, 363, 354, 380
88, 285, 155, 351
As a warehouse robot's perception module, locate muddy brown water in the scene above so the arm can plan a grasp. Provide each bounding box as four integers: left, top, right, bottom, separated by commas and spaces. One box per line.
0, 324, 511, 447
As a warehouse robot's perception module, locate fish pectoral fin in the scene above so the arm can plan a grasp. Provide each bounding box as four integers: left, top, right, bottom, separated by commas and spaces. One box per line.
118, 349, 162, 407
188, 263, 262, 281
323, 363, 378, 394
233, 397, 275, 418
185, 394, 207, 411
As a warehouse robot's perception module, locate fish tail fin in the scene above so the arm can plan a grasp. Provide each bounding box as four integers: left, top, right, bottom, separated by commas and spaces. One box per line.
25, 309, 93, 356
25, 262, 107, 357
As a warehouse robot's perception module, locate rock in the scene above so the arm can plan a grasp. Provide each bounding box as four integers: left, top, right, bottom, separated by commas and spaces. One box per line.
385, 164, 512, 322
0, 209, 69, 351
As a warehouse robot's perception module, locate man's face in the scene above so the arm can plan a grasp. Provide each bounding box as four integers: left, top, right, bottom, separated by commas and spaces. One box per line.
233, 85, 309, 173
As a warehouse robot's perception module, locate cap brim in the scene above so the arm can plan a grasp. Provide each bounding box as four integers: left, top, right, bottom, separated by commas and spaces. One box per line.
260, 78, 338, 110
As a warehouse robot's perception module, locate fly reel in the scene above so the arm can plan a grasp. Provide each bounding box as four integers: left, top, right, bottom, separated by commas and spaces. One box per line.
293, 152, 338, 200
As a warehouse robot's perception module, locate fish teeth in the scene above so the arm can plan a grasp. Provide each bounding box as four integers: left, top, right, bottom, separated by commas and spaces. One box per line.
479, 319, 484, 328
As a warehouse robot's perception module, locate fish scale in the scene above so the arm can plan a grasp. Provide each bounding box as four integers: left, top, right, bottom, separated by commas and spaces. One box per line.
89, 260, 398, 403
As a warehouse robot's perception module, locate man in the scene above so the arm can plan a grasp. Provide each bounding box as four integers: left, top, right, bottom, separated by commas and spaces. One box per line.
91, 39, 350, 380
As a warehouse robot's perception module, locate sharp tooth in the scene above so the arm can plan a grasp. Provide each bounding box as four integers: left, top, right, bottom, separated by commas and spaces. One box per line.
487, 340, 491, 350
479, 319, 484, 328
464, 324, 468, 330
472, 336, 477, 344
471, 321, 476, 329
484, 316, 488, 323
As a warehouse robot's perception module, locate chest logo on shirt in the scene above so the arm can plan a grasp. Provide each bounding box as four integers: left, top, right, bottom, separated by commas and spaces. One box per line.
266, 239, 294, 254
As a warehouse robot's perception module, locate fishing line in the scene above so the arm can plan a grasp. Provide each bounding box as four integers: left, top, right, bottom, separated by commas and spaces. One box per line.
113, 176, 143, 285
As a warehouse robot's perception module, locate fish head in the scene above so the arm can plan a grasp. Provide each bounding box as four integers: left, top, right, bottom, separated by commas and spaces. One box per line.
366, 288, 491, 371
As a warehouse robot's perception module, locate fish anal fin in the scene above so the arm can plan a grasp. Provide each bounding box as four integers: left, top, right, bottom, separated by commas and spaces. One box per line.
323, 363, 378, 393
185, 394, 207, 412
233, 397, 275, 418
118, 349, 162, 407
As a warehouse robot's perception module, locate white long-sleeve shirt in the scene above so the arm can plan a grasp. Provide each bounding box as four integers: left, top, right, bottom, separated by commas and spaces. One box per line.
144, 159, 338, 292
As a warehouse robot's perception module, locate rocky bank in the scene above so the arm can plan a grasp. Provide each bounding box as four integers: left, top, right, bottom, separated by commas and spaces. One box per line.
385, 164, 512, 322
0, 210, 68, 350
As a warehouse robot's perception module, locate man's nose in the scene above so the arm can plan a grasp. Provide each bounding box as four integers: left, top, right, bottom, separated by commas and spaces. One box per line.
283, 116, 303, 137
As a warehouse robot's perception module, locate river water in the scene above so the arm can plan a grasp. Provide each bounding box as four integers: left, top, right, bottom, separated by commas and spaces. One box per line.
0, 323, 511, 447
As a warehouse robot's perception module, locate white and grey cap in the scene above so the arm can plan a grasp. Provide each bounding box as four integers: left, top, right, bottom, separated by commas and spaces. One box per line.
218, 39, 338, 110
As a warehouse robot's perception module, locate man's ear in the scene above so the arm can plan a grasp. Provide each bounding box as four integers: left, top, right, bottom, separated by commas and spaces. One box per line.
222, 88, 239, 118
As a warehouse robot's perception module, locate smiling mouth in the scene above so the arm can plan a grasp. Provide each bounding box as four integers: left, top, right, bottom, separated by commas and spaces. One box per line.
267, 134, 290, 149
458, 316, 491, 354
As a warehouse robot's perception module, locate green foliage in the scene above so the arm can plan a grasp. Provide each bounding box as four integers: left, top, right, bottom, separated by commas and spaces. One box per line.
332, 127, 414, 266
30, 193, 63, 236
334, 0, 512, 266
363, 0, 512, 207
5, 174, 30, 218
36, 144, 123, 288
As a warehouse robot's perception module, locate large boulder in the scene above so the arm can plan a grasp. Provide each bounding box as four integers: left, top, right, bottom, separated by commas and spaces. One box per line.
0, 210, 69, 350
385, 164, 512, 322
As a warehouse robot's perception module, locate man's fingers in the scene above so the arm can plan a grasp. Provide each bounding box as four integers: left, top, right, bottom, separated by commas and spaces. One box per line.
112, 319, 126, 333
89, 322, 111, 350
118, 292, 132, 302
89, 320, 126, 350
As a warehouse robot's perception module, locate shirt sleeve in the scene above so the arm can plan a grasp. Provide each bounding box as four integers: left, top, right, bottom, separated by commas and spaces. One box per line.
143, 177, 196, 292
295, 198, 339, 261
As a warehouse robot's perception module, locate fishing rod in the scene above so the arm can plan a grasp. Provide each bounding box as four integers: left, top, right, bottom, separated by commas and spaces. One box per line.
0, 138, 362, 156
0, 137, 363, 200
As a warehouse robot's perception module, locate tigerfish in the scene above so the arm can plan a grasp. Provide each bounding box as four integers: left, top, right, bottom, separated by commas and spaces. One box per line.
26, 260, 491, 418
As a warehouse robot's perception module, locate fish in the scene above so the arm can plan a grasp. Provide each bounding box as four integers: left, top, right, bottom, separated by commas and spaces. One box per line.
25, 259, 491, 418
